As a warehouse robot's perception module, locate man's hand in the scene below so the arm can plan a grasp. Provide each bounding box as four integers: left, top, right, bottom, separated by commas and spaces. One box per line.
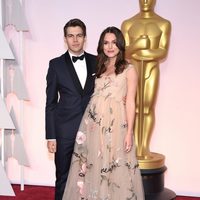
47, 140, 57, 153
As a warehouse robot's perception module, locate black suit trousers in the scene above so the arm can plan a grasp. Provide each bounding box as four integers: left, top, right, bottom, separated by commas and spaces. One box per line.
54, 138, 75, 200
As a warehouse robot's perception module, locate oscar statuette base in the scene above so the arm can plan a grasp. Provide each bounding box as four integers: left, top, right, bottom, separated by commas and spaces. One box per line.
141, 166, 176, 200
138, 153, 176, 200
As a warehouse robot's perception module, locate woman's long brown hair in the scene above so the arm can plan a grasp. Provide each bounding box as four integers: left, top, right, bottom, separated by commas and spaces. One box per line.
96, 26, 128, 78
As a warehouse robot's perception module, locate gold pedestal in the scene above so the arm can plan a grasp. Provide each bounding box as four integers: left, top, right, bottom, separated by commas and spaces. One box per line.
138, 152, 165, 170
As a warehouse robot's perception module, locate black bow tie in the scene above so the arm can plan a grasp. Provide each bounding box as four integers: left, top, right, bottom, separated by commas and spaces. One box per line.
72, 54, 85, 63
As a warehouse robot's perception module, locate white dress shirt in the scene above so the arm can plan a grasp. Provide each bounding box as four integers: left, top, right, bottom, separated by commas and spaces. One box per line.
69, 52, 87, 89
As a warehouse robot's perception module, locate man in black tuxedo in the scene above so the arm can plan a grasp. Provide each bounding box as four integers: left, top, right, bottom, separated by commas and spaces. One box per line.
45, 18, 96, 200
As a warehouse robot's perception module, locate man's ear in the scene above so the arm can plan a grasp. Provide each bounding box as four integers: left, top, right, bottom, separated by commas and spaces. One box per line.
64, 36, 67, 43
64, 37, 68, 49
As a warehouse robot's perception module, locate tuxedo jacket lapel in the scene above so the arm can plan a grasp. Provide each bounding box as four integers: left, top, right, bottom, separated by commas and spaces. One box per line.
83, 52, 96, 94
64, 52, 84, 95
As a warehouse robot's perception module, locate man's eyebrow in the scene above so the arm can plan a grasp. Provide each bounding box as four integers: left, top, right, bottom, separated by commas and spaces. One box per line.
67, 33, 83, 36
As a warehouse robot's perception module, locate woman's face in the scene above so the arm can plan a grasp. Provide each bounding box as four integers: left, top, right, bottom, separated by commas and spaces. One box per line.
103, 33, 119, 59
139, 0, 156, 11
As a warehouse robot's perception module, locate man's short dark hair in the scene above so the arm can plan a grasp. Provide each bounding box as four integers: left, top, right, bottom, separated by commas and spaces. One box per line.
64, 18, 86, 37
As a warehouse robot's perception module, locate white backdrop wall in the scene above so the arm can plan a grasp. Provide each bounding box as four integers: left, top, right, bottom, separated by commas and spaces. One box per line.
5, 0, 200, 197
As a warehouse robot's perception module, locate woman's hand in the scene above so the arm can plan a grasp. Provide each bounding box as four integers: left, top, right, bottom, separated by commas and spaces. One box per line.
124, 133, 133, 153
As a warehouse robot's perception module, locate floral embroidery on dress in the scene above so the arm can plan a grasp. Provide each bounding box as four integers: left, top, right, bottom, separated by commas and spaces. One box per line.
76, 131, 87, 145
62, 66, 144, 200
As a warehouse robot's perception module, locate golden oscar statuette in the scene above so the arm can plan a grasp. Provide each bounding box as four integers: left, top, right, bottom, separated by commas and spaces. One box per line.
121, 1, 176, 199
121, 0, 171, 170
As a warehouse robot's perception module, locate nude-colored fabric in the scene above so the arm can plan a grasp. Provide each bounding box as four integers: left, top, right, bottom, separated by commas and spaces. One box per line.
63, 65, 144, 200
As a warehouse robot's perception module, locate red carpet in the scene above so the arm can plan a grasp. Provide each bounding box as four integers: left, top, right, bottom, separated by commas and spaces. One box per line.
0, 185, 199, 200
0, 185, 54, 200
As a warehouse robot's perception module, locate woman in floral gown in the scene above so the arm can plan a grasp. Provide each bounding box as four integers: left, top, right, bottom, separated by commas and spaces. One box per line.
62, 26, 144, 200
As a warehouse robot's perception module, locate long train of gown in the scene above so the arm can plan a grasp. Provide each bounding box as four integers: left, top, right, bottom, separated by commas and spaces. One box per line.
62, 65, 144, 200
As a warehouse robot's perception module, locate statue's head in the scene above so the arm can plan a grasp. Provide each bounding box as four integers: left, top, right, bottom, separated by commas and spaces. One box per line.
139, 0, 156, 11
